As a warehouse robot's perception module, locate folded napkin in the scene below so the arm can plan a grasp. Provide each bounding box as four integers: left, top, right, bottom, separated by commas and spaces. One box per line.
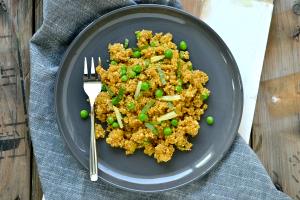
29, 0, 291, 199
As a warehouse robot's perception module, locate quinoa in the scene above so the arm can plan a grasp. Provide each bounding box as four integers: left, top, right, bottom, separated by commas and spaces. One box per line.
94, 30, 209, 163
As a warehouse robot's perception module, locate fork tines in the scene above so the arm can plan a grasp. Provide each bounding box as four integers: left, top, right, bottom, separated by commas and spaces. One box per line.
84, 57, 100, 81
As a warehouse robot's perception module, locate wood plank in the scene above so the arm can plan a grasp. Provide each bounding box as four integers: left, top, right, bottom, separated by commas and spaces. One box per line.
0, 1, 292, 199
252, 0, 300, 199
31, 156, 43, 200
183, 0, 297, 197
31, 0, 44, 199
0, 0, 33, 199
34, 0, 43, 31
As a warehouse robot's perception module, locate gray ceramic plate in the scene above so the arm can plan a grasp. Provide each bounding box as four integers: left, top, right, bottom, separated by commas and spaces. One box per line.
55, 5, 243, 192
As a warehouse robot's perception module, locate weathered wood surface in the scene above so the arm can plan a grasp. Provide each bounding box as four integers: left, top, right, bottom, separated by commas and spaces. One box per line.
0, 0, 298, 199
252, 0, 300, 199
0, 0, 32, 200
31, 1, 44, 200
31, 156, 43, 200
183, 0, 299, 198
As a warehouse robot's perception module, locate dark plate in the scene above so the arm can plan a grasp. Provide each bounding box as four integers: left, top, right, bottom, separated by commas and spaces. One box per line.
55, 5, 243, 192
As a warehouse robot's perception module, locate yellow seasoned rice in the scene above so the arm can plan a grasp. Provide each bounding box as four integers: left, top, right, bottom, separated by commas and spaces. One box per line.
94, 30, 209, 163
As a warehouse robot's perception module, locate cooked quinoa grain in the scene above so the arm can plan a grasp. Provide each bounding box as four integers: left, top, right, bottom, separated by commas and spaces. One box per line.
94, 30, 209, 163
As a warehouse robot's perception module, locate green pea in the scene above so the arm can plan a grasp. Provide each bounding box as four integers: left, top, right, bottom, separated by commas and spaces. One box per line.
155, 89, 164, 98
175, 85, 183, 93
127, 102, 135, 111
141, 82, 150, 91
133, 64, 142, 73
120, 65, 127, 75
201, 92, 209, 100
133, 50, 141, 58
80, 109, 89, 120
111, 60, 117, 65
121, 64, 126, 70
171, 119, 178, 127
179, 41, 187, 51
206, 116, 214, 125
112, 122, 119, 128
163, 127, 172, 136
150, 41, 157, 47
124, 38, 129, 48
121, 69, 127, 76
111, 97, 120, 105
107, 116, 114, 125
121, 75, 128, 82
102, 84, 107, 92
164, 49, 173, 59
138, 113, 148, 122
128, 70, 137, 79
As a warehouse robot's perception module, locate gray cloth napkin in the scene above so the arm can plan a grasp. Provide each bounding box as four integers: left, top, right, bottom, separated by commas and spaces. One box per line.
29, 0, 291, 199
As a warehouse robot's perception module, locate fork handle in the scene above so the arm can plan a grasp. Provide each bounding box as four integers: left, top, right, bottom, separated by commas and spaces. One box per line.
89, 104, 98, 181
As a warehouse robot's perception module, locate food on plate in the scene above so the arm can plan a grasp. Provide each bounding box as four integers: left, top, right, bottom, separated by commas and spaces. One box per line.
80, 109, 89, 120
94, 30, 210, 162
206, 116, 214, 125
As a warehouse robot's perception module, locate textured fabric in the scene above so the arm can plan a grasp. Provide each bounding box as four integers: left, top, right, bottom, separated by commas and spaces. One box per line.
29, 0, 291, 199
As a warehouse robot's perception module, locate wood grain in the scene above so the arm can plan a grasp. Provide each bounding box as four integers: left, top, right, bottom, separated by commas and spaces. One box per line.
252, 0, 300, 199
0, 0, 297, 199
31, 1, 44, 199
0, 0, 32, 199
34, 0, 43, 32
31, 156, 43, 200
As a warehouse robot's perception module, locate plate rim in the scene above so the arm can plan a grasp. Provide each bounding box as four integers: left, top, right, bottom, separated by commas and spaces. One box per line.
55, 4, 243, 192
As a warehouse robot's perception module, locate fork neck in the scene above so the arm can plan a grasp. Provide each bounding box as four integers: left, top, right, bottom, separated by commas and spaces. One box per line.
89, 99, 95, 109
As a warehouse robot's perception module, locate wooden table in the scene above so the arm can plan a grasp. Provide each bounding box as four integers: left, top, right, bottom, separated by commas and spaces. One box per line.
0, 0, 299, 199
